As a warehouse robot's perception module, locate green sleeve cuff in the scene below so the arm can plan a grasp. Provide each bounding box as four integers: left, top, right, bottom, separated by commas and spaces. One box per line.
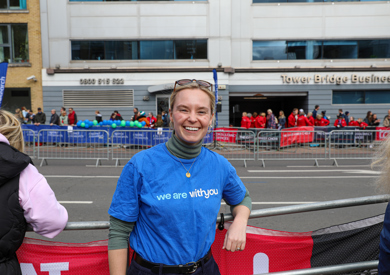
108, 215, 135, 250
225, 187, 252, 213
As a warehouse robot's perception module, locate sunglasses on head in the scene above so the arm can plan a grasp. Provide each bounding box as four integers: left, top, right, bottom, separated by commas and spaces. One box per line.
173, 79, 213, 92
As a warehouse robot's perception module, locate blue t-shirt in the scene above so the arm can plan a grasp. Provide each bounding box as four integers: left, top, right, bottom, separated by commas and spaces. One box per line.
108, 143, 246, 265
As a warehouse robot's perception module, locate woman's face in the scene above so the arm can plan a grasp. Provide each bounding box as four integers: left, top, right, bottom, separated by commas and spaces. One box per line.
373, 114, 377, 119
170, 88, 213, 146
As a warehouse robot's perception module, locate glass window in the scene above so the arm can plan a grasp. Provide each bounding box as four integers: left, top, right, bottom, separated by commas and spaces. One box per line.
365, 91, 390, 104
70, 0, 206, 1
0, 0, 26, 9
12, 24, 29, 62
71, 40, 207, 60
287, 41, 322, 59
332, 91, 364, 104
359, 40, 390, 59
323, 41, 358, 59
253, 41, 288, 60
0, 25, 8, 44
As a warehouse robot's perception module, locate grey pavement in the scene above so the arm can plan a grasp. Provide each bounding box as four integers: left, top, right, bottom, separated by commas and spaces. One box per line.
25, 158, 386, 243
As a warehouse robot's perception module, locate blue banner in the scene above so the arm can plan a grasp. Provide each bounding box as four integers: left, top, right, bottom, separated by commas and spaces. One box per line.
0, 63, 8, 108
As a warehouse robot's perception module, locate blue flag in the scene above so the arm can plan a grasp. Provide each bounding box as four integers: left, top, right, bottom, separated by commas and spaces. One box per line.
213, 69, 218, 128
0, 63, 8, 108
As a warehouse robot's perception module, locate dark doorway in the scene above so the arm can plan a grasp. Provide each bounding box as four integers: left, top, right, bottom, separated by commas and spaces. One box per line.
1, 88, 31, 113
229, 93, 308, 126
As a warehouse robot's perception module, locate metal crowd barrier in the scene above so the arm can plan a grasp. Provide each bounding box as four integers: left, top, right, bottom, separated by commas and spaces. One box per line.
329, 129, 383, 167
30, 195, 388, 274
22, 129, 36, 159
206, 129, 256, 167
37, 129, 110, 167
111, 129, 172, 167
257, 130, 328, 167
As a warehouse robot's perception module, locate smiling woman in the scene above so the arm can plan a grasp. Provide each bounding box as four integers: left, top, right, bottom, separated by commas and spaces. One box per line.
108, 79, 252, 275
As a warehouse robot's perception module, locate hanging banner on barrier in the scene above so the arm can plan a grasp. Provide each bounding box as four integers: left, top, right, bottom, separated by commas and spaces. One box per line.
376, 127, 390, 141
280, 126, 314, 148
16, 215, 382, 275
214, 128, 238, 143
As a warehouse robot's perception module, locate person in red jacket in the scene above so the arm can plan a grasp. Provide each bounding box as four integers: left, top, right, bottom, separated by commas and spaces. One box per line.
255, 112, 266, 128
250, 112, 257, 128
315, 114, 330, 126
307, 112, 315, 126
348, 116, 360, 127
241, 112, 251, 129
287, 108, 298, 128
357, 118, 368, 129
334, 114, 347, 128
297, 110, 313, 126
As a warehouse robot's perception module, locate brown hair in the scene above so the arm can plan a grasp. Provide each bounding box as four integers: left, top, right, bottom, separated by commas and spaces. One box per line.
0, 110, 24, 152
169, 82, 215, 129
372, 136, 390, 193
157, 114, 163, 124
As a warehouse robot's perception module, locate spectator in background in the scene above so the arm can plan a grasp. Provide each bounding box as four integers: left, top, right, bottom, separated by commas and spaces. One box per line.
344, 111, 350, 124
337, 109, 345, 120
278, 111, 286, 129
156, 114, 164, 128
307, 112, 315, 126
364, 111, 372, 125
26, 110, 35, 124
297, 110, 313, 126
315, 114, 330, 126
137, 111, 150, 127
255, 112, 266, 128
348, 116, 359, 127
95, 111, 103, 123
114, 110, 123, 121
109, 113, 116, 121
383, 110, 390, 124
358, 118, 368, 129
14, 108, 24, 124
67, 108, 77, 126
131, 107, 139, 122
147, 112, 157, 128
49, 109, 60, 126
384, 112, 390, 127
251, 112, 258, 128
59, 109, 68, 126
321, 110, 329, 121
266, 109, 277, 129
241, 112, 251, 129
21, 106, 28, 119
370, 114, 381, 126
34, 107, 46, 126
288, 108, 298, 127
312, 105, 320, 119
162, 111, 169, 127
334, 114, 347, 128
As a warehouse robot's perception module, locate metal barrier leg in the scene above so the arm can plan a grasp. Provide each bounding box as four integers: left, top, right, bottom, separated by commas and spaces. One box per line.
314, 159, 319, 167
332, 159, 339, 167
40, 158, 48, 167
261, 159, 265, 168
244, 159, 247, 168
95, 159, 101, 167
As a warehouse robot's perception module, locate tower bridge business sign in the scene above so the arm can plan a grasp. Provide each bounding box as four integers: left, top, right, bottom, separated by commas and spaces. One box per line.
281, 74, 390, 85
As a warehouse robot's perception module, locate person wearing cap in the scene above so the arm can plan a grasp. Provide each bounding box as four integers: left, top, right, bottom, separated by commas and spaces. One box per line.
34, 107, 46, 126
137, 111, 150, 127
334, 114, 347, 128
344, 111, 350, 125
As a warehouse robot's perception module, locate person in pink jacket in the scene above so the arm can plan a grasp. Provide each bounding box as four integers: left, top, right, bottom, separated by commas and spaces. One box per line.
0, 110, 68, 275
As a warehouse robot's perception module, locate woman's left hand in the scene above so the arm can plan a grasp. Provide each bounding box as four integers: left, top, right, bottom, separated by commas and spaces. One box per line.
223, 219, 247, 252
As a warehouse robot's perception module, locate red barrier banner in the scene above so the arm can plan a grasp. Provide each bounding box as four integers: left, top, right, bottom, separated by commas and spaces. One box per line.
16, 216, 381, 275
280, 127, 314, 148
214, 128, 238, 143
376, 127, 390, 141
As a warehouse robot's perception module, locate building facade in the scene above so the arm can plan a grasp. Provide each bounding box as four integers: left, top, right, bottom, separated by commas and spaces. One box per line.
40, 0, 390, 126
1, 0, 43, 114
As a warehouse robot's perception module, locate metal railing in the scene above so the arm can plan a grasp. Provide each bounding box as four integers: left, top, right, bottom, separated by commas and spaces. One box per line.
22, 129, 36, 158
37, 129, 110, 167
257, 130, 328, 167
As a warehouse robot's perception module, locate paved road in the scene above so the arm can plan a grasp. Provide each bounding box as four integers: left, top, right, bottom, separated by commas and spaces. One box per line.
25, 158, 386, 243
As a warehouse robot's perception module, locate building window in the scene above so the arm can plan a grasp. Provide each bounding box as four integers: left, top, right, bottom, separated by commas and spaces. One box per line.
0, 0, 27, 9
332, 90, 390, 104
71, 40, 207, 60
253, 40, 390, 60
254, 0, 386, 2
0, 24, 29, 63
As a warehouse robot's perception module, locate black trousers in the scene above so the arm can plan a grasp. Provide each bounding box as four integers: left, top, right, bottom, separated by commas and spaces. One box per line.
126, 254, 221, 275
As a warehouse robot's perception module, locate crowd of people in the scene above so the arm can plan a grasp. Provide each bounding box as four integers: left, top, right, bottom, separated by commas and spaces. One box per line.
240, 105, 390, 130
14, 107, 171, 129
